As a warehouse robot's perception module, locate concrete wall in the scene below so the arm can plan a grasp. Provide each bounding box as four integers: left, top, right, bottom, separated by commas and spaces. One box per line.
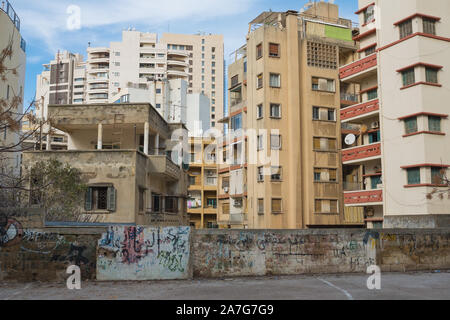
97, 226, 191, 280
2, 219, 449, 282
0, 216, 103, 282
192, 229, 450, 277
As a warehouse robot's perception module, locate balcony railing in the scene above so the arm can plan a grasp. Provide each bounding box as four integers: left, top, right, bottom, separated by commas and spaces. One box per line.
339, 54, 377, 80
341, 99, 380, 121
342, 143, 381, 163
343, 182, 364, 192
341, 93, 359, 103
344, 190, 383, 205
1, 0, 20, 31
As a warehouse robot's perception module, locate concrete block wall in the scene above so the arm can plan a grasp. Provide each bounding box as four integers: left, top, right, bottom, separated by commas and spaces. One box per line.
192, 229, 450, 278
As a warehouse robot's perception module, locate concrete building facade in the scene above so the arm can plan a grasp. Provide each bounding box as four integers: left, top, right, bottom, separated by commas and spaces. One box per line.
0, 0, 26, 175
340, 0, 450, 228
23, 103, 189, 225
217, 2, 366, 229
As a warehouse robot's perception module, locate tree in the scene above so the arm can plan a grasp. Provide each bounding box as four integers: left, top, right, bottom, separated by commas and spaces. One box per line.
427, 168, 450, 200
1, 158, 88, 222
1, 29, 85, 223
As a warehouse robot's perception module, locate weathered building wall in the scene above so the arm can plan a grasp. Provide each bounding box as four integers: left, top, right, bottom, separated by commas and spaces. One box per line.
0, 217, 103, 282
192, 229, 450, 278
97, 226, 192, 281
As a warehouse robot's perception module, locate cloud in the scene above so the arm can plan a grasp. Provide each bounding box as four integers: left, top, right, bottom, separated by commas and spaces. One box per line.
12, 0, 259, 53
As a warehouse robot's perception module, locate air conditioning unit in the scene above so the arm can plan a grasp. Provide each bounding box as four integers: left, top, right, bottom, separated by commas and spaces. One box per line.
371, 121, 380, 129
224, 187, 229, 193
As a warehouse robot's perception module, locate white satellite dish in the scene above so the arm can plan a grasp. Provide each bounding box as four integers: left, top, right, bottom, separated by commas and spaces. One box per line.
344, 134, 356, 146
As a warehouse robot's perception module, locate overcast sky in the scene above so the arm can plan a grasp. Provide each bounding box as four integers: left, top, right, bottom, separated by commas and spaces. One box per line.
9, 0, 358, 106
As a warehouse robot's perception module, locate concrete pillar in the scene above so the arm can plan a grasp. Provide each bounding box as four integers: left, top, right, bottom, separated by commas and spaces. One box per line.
155, 133, 160, 155
97, 123, 103, 150
144, 122, 149, 155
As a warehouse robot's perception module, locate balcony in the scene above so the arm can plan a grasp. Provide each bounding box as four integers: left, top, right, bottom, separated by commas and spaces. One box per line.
167, 69, 188, 78
342, 143, 381, 164
167, 50, 189, 58
341, 99, 379, 122
88, 57, 110, 64
148, 155, 181, 181
344, 190, 383, 205
339, 54, 377, 82
167, 59, 188, 68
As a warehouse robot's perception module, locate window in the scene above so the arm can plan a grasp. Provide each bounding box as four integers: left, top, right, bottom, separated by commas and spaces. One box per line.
428, 116, 441, 132
270, 104, 281, 118
269, 43, 280, 57
257, 167, 264, 182
85, 186, 116, 212
115, 52, 120, 56
271, 199, 282, 214
156, 103, 161, 109
313, 137, 337, 151
314, 168, 337, 182
269, 73, 281, 88
431, 167, 444, 185
156, 88, 161, 94
270, 135, 281, 150
365, 46, 376, 56
257, 73, 263, 89
222, 202, 230, 215
257, 135, 264, 151
152, 193, 161, 213
207, 198, 217, 208
313, 107, 335, 121
231, 75, 239, 88
399, 19, 413, 39
371, 175, 382, 189
404, 117, 418, 134
222, 176, 230, 189
312, 77, 335, 92
257, 199, 264, 215
256, 43, 263, 59
212, 62, 216, 67
165, 197, 178, 214
230, 113, 242, 130
368, 130, 380, 143
315, 199, 338, 214
271, 166, 282, 181
257, 104, 263, 119
407, 168, 421, 185
402, 68, 415, 87
364, 5, 375, 24
426, 68, 438, 84
367, 89, 378, 100
423, 18, 436, 35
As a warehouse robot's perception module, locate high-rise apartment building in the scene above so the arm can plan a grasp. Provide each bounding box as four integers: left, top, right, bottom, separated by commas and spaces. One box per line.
160, 33, 224, 132
340, 0, 450, 228
0, 0, 26, 175
35, 30, 223, 136
217, 1, 368, 229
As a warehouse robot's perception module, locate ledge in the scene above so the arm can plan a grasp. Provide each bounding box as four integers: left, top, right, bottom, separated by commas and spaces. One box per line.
400, 82, 442, 90
403, 131, 445, 138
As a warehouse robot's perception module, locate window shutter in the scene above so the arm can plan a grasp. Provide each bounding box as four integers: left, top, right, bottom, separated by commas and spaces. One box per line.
314, 138, 321, 150
84, 188, 92, 211
269, 43, 279, 56
329, 169, 337, 181
315, 200, 322, 212
330, 200, 338, 213
107, 187, 116, 212
318, 78, 328, 91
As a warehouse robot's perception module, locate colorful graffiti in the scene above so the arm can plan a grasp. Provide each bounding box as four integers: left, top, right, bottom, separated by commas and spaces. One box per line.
97, 226, 191, 281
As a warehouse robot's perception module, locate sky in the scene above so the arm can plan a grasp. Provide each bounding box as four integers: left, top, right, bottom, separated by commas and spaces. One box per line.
9, 0, 359, 107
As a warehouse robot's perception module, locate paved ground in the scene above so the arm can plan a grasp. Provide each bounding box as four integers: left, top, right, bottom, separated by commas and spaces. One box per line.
0, 271, 449, 300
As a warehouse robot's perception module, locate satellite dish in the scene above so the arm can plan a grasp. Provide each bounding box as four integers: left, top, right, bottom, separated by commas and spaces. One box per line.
344, 134, 356, 146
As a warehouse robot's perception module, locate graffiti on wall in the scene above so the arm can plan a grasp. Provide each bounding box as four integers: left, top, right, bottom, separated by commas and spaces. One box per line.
0, 218, 23, 247
97, 226, 191, 281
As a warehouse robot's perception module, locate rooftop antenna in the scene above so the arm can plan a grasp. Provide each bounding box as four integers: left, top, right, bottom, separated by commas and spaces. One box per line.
88, 41, 91, 47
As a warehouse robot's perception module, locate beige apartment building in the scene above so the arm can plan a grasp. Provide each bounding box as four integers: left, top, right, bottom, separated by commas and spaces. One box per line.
217, 2, 365, 229
0, 1, 26, 175
340, 0, 450, 228
23, 102, 189, 226
187, 137, 219, 229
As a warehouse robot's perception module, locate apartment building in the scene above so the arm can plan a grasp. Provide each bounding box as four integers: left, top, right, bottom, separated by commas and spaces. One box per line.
187, 137, 219, 229
160, 33, 224, 131
218, 1, 366, 229
23, 102, 189, 226
340, 0, 450, 228
0, 0, 26, 175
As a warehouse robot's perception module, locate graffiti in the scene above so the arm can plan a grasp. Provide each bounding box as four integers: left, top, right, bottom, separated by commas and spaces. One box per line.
158, 250, 185, 272
97, 226, 191, 280
0, 219, 23, 247
51, 244, 90, 266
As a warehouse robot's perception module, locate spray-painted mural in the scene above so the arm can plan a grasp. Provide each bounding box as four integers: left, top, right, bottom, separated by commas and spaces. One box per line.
97, 226, 191, 280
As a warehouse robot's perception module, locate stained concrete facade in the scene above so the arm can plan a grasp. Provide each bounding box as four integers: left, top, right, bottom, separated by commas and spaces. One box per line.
22, 103, 189, 226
